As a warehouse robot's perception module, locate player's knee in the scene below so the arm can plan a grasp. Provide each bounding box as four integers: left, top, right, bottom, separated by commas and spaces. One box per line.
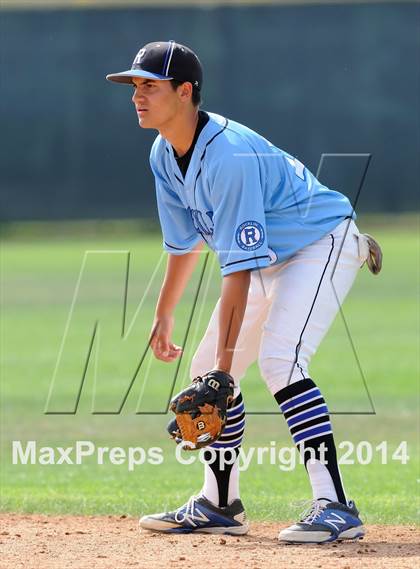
258, 354, 306, 394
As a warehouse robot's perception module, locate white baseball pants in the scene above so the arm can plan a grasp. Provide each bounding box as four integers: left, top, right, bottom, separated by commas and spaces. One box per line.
191, 219, 368, 394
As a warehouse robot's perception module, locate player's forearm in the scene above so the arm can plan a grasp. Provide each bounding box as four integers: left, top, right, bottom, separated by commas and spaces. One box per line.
214, 270, 251, 373
155, 241, 204, 317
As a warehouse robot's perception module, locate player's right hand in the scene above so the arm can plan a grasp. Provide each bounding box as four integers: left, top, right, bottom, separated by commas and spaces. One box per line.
149, 315, 183, 363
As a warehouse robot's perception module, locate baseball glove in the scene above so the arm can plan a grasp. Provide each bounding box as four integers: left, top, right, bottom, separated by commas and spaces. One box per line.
167, 370, 234, 450
363, 233, 383, 275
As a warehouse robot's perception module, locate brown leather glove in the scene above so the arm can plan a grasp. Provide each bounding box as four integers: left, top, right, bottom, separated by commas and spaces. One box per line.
363, 233, 383, 275
167, 370, 234, 450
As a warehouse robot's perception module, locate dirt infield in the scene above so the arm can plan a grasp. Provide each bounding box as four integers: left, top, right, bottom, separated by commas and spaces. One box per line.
0, 514, 418, 569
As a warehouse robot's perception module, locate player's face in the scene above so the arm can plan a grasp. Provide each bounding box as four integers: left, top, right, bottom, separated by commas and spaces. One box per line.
131, 78, 181, 130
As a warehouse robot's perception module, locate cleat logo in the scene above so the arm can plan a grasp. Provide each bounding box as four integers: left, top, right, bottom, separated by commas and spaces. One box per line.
183, 507, 210, 527
323, 512, 347, 532
193, 508, 210, 523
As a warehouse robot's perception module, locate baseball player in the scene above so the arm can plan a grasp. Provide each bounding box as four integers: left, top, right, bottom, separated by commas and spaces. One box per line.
107, 40, 381, 543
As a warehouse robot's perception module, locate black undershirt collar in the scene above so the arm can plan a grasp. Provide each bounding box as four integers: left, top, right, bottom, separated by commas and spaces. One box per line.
173, 110, 209, 178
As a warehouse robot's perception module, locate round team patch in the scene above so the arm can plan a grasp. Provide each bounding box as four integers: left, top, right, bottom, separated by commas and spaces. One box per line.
235, 221, 265, 251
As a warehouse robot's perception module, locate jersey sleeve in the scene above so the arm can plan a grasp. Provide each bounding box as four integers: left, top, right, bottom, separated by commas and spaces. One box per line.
150, 158, 201, 255
209, 150, 271, 276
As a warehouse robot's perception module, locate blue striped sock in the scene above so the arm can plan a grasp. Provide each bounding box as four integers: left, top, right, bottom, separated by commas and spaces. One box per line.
202, 392, 245, 506
274, 378, 346, 504
210, 393, 245, 450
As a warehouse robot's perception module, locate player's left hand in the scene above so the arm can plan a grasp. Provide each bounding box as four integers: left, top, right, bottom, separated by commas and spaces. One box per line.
167, 370, 235, 450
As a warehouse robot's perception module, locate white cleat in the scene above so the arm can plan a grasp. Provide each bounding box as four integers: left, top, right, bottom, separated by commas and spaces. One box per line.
139, 494, 249, 535
279, 499, 365, 544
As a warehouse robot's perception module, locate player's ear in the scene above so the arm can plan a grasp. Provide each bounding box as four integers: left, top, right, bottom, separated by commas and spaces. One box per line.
179, 82, 193, 103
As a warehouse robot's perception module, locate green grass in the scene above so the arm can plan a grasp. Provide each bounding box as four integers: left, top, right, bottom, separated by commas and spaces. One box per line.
0, 217, 419, 524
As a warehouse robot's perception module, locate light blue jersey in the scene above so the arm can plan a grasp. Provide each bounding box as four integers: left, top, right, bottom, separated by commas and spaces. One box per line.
150, 112, 354, 276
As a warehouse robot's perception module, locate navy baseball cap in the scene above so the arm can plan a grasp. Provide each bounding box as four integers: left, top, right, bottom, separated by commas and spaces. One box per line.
106, 40, 203, 90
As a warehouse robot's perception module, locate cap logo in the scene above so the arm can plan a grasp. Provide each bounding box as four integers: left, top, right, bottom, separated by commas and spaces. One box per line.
133, 48, 146, 66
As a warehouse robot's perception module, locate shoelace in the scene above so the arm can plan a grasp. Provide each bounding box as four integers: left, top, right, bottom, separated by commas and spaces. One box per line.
299, 500, 327, 524
174, 495, 201, 526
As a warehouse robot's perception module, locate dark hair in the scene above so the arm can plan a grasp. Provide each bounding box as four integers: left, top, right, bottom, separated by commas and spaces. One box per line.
170, 79, 201, 107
